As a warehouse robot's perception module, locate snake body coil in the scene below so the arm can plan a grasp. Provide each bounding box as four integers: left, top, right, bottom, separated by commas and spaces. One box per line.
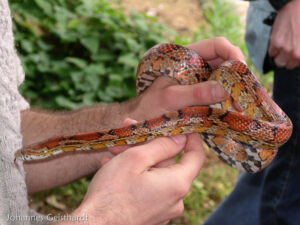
16, 44, 293, 173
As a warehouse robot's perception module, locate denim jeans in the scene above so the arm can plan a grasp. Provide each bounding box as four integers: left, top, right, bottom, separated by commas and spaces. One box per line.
203, 67, 300, 225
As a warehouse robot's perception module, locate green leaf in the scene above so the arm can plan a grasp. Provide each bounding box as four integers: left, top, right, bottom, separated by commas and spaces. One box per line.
117, 53, 138, 68
109, 74, 123, 83
34, 0, 52, 15
85, 73, 100, 91
82, 93, 95, 105
80, 36, 99, 54
20, 39, 34, 53
37, 40, 53, 51
10, 0, 177, 109
98, 90, 113, 102
55, 96, 80, 110
84, 63, 106, 76
65, 57, 87, 69
91, 51, 114, 62
105, 86, 124, 99
54, 5, 74, 24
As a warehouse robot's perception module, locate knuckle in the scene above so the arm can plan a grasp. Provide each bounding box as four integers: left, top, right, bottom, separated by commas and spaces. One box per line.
162, 86, 176, 103
160, 85, 182, 109
232, 45, 240, 51
192, 85, 203, 101
216, 36, 228, 44
193, 83, 210, 102
174, 177, 191, 198
293, 51, 300, 60
125, 148, 147, 162
235, 46, 244, 57
270, 38, 283, 49
233, 46, 241, 53
283, 46, 292, 54
286, 62, 295, 70
155, 138, 174, 153
172, 202, 185, 218
163, 220, 170, 225
199, 152, 207, 167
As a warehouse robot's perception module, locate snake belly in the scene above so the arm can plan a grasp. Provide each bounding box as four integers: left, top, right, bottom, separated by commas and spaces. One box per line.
15, 43, 293, 173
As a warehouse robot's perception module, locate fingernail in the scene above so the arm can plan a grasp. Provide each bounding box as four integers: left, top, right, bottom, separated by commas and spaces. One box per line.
171, 135, 187, 145
212, 83, 227, 99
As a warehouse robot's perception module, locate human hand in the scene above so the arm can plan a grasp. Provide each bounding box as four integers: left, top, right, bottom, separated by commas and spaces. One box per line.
72, 134, 205, 225
69, 38, 239, 224
130, 37, 244, 121
107, 37, 244, 155
186, 37, 245, 67
268, 0, 300, 69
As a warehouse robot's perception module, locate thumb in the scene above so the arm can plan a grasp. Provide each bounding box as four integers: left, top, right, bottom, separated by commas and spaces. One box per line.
163, 80, 229, 110
123, 135, 187, 172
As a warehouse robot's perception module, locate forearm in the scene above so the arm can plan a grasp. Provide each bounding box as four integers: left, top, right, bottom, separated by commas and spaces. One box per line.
24, 150, 113, 193
21, 101, 137, 146
22, 100, 138, 193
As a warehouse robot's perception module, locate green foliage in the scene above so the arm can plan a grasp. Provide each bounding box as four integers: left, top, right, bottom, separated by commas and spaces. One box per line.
194, 0, 245, 54
10, 0, 172, 109
180, 160, 237, 224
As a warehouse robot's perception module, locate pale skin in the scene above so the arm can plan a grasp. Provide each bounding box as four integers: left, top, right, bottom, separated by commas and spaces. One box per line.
21, 37, 245, 225
268, 0, 300, 69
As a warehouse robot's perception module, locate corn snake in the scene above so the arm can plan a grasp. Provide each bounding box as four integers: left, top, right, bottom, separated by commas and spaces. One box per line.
15, 43, 293, 173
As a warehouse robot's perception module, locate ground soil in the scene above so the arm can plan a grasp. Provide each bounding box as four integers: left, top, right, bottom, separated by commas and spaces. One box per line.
119, 0, 205, 36
119, 0, 248, 36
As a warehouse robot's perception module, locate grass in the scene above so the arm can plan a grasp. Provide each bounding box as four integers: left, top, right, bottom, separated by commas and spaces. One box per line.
174, 149, 237, 224
28, 0, 273, 224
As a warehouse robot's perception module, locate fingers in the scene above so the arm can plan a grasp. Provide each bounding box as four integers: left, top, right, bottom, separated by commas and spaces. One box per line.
110, 118, 179, 168
122, 118, 138, 126
269, 43, 300, 69
122, 135, 187, 172
270, 46, 300, 69
269, 34, 291, 68
206, 57, 226, 68
274, 52, 289, 68
186, 37, 245, 63
157, 220, 170, 225
286, 60, 298, 70
161, 80, 229, 110
154, 158, 177, 168
171, 133, 206, 183
268, 5, 300, 70
268, 42, 279, 58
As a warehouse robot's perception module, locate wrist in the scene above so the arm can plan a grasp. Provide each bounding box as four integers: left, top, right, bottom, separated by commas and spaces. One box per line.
72, 200, 129, 225
60, 101, 135, 135
69, 205, 96, 225
52, 206, 96, 225
21, 109, 63, 146
125, 97, 145, 121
